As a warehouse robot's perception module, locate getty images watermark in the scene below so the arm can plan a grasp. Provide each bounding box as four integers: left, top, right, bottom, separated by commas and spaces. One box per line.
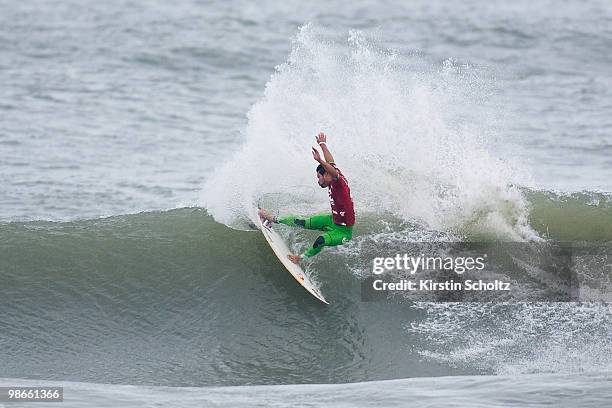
371, 253, 510, 292
361, 242, 612, 303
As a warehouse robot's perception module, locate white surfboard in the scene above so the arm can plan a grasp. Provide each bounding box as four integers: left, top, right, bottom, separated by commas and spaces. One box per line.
254, 209, 329, 304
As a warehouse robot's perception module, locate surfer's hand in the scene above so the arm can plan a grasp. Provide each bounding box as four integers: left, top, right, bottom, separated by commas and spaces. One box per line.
311, 147, 322, 163
288, 254, 301, 264
316, 132, 327, 144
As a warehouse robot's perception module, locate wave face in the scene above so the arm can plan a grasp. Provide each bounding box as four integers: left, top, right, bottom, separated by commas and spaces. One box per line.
1, 0, 611, 404
2, 372, 611, 408
1, 208, 610, 386
527, 190, 612, 241
200, 25, 536, 240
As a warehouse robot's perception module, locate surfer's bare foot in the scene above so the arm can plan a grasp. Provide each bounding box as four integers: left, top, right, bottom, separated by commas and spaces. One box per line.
288, 254, 301, 264
258, 208, 276, 223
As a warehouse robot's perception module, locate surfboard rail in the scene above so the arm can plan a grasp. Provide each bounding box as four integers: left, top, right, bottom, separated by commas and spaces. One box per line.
254, 209, 329, 304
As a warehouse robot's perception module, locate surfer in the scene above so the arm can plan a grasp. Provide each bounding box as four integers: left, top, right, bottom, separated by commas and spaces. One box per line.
259, 132, 355, 264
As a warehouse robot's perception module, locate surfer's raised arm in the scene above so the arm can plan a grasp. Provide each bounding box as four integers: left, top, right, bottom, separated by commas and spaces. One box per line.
258, 129, 355, 275
312, 132, 338, 178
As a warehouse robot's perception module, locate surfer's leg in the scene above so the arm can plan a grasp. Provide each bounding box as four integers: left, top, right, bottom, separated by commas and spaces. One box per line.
303, 227, 352, 258
278, 214, 333, 230
303, 234, 327, 257
303, 214, 334, 230
277, 215, 307, 228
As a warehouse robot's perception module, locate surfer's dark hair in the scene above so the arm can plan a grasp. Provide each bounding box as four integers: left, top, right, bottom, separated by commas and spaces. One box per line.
316, 164, 326, 175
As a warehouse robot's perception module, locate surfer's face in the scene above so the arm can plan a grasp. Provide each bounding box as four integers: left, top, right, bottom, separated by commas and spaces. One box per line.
317, 172, 331, 188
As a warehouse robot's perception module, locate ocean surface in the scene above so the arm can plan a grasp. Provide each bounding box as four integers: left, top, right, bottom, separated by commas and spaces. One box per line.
1, 0, 611, 406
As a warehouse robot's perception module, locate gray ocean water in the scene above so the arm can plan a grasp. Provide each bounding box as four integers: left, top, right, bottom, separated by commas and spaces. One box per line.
1, 0, 612, 407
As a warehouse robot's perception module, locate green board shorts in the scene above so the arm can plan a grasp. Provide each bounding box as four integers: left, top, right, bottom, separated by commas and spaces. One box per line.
277, 213, 353, 258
